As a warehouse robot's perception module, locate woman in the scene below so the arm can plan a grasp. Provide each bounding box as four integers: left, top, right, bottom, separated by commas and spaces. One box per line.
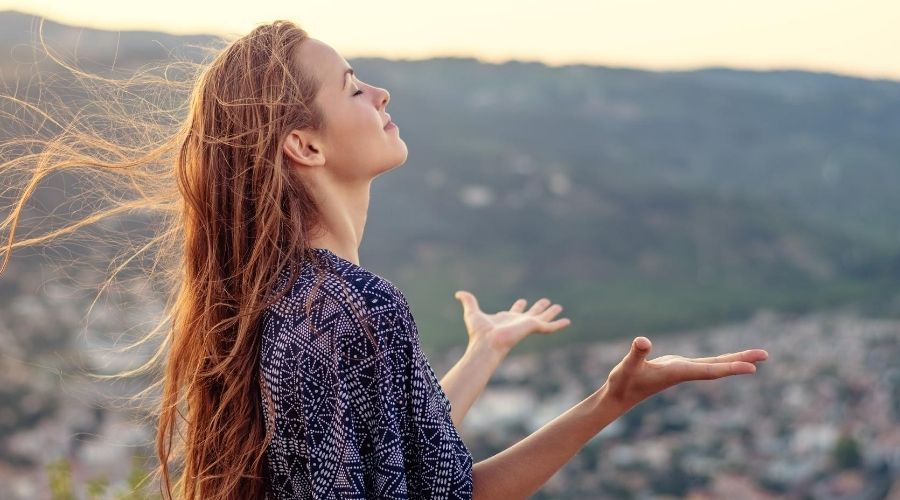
0, 19, 768, 500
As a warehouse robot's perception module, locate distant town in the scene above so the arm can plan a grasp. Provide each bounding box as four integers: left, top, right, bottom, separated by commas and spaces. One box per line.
437, 309, 900, 499
4, 299, 896, 498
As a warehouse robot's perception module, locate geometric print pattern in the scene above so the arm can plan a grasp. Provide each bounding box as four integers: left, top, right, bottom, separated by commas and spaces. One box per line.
258, 247, 474, 499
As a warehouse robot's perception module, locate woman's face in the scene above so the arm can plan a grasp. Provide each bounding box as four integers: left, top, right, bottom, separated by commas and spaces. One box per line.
284, 38, 407, 182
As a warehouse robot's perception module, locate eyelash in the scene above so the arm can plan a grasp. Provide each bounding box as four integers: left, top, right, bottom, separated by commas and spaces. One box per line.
352, 88, 364, 96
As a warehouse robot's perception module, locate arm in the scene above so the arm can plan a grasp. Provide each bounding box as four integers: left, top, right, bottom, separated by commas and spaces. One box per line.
440, 340, 507, 429
471, 381, 623, 500
442, 291, 571, 428
469, 336, 770, 499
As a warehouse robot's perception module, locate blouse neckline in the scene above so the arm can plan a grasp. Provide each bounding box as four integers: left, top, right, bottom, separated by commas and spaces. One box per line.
310, 247, 362, 270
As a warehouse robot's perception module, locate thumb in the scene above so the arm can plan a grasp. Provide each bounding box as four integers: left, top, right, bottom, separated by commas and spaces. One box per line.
454, 290, 480, 312
625, 336, 652, 369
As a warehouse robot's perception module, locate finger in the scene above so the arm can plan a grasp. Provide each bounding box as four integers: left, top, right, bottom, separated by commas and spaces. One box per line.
454, 290, 481, 313
624, 336, 652, 370
538, 304, 563, 321
686, 360, 757, 380
691, 349, 769, 364
689, 351, 739, 363
537, 317, 571, 333
509, 298, 527, 313
527, 298, 552, 315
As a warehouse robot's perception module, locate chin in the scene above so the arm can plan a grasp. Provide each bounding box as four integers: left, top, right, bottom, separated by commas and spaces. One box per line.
396, 150, 409, 166
391, 142, 409, 167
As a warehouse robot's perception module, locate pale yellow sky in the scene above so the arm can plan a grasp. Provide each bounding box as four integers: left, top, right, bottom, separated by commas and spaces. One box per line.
3, 0, 899, 81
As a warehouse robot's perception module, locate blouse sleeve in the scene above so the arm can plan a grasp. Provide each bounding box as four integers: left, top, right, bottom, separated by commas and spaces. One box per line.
262, 287, 473, 500
393, 295, 475, 499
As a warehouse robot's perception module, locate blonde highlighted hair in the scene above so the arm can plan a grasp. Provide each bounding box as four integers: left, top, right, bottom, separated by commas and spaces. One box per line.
0, 18, 368, 499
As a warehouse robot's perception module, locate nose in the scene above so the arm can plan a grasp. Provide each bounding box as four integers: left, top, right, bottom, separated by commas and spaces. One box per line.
379, 87, 390, 109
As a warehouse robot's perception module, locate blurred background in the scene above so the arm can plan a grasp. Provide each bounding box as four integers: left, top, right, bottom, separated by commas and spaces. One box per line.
0, 1, 898, 498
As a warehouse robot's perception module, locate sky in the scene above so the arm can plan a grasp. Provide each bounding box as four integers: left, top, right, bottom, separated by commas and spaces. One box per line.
3, 0, 899, 82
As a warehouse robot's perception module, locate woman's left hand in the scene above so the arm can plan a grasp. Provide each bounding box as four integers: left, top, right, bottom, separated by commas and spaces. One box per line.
601, 336, 769, 411
454, 290, 572, 355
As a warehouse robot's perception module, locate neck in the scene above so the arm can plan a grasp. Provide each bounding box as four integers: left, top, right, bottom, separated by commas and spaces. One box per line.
307, 176, 372, 267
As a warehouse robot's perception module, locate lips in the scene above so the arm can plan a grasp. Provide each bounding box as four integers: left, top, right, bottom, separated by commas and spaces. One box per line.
383, 114, 392, 129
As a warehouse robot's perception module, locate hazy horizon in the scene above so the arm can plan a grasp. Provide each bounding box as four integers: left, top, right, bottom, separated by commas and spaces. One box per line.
2, 0, 898, 83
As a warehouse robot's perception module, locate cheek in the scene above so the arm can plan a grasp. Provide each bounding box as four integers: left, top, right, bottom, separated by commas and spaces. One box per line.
348, 108, 386, 146
327, 108, 361, 142
333, 105, 371, 136
355, 103, 383, 131
332, 110, 383, 158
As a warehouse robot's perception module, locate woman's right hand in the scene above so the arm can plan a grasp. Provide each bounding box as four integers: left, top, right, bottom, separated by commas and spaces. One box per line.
601, 336, 769, 411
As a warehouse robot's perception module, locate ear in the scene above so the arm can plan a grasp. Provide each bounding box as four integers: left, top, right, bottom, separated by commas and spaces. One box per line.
283, 128, 326, 169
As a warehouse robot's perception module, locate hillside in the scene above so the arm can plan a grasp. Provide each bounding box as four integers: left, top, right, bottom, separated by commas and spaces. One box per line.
0, 10, 898, 356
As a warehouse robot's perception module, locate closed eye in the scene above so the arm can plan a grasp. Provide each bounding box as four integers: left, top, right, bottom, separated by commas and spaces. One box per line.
351, 73, 366, 96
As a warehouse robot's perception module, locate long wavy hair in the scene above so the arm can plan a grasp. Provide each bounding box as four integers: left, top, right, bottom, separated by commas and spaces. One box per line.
0, 17, 371, 499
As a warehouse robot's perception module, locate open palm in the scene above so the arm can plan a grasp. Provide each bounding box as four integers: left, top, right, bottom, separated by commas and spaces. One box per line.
604, 336, 769, 411
454, 290, 572, 354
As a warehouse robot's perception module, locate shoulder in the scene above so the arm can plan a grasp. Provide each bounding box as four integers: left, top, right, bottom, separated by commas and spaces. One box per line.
261, 250, 415, 359
268, 250, 409, 320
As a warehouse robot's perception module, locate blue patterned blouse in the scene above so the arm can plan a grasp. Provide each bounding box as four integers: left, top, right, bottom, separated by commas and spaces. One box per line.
258, 247, 474, 499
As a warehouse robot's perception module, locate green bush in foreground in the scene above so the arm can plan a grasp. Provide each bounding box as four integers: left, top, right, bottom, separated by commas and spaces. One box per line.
46, 452, 154, 500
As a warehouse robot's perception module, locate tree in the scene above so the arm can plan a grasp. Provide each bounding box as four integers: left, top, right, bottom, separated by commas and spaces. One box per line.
831, 433, 862, 470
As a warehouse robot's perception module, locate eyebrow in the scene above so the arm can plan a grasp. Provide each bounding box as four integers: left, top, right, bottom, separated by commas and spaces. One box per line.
342, 68, 355, 90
